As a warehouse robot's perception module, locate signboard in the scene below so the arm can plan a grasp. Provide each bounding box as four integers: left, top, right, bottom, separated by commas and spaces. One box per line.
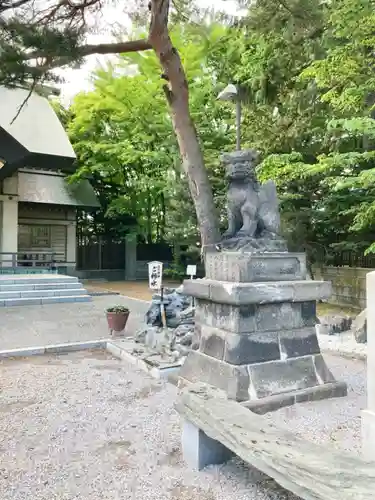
186, 264, 197, 279
148, 261, 163, 290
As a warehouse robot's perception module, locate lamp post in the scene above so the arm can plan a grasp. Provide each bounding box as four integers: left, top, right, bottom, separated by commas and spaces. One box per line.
217, 83, 242, 151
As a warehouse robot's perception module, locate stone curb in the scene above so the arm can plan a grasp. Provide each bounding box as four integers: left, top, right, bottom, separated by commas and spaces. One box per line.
106, 341, 182, 380
0, 339, 109, 359
0, 336, 183, 383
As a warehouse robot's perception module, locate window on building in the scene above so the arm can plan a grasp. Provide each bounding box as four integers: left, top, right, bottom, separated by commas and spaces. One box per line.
18, 225, 51, 248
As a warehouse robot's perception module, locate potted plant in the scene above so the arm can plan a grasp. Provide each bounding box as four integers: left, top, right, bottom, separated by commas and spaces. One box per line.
105, 305, 130, 337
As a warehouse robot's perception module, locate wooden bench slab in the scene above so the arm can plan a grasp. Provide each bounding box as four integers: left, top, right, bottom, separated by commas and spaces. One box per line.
176, 384, 374, 500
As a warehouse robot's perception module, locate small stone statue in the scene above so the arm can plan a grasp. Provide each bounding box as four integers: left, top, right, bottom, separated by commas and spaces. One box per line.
221, 150, 287, 252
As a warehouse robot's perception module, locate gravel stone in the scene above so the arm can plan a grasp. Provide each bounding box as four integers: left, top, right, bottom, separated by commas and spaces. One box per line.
0, 350, 365, 500
318, 331, 367, 360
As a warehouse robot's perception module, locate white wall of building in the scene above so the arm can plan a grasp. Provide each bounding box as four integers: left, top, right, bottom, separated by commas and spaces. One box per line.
0, 172, 19, 266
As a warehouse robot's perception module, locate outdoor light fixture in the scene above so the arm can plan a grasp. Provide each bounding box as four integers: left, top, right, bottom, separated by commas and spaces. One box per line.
217, 83, 238, 101
217, 83, 242, 151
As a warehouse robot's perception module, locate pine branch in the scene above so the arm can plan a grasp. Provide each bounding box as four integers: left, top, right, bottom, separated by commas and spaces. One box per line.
10, 77, 37, 124
0, 0, 31, 13
27, 39, 152, 70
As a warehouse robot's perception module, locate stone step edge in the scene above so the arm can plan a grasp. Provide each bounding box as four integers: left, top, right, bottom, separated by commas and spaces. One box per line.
0, 277, 79, 285
0, 295, 92, 306
0, 288, 88, 299
0, 283, 83, 291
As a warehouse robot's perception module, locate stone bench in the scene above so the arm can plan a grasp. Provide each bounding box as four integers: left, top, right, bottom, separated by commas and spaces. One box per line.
176, 384, 374, 500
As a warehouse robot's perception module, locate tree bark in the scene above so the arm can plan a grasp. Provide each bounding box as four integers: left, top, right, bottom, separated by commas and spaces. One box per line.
146, 188, 152, 244
148, 0, 220, 249
160, 192, 166, 241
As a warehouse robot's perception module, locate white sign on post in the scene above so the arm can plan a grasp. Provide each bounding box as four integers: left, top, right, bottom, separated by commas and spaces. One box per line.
186, 264, 197, 279
148, 261, 163, 290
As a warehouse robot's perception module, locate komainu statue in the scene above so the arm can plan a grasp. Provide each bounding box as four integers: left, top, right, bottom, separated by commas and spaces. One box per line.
221, 150, 287, 252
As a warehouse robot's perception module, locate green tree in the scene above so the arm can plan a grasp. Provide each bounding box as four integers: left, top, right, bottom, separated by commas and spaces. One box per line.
215, 0, 375, 258
0, 0, 225, 248
65, 23, 235, 245
298, 0, 375, 254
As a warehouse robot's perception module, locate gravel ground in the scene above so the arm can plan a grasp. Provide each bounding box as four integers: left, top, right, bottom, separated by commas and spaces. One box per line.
318, 332, 367, 360
0, 350, 365, 500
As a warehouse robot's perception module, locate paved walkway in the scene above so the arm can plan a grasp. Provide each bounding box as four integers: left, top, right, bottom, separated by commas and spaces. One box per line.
0, 295, 149, 351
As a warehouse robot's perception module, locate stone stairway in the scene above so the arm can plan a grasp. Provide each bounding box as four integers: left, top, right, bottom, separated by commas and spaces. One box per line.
0, 274, 91, 307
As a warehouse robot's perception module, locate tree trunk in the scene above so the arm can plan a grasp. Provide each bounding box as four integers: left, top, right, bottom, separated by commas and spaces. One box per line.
160, 192, 166, 241
148, 0, 220, 249
146, 188, 152, 244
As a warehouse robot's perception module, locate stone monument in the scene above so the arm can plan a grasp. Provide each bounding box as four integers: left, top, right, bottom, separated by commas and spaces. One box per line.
179, 150, 347, 411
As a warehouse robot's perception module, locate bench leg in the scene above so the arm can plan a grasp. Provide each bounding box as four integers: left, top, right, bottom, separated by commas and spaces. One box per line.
181, 420, 233, 471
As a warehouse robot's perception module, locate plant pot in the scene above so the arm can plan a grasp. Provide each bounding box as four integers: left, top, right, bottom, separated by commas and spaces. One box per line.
106, 311, 130, 337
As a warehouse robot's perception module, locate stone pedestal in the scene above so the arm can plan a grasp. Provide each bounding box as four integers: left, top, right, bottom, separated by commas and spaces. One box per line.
362, 271, 375, 459
179, 251, 347, 409
182, 420, 233, 470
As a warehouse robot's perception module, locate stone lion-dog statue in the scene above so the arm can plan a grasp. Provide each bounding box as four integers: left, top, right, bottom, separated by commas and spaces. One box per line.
221, 150, 285, 251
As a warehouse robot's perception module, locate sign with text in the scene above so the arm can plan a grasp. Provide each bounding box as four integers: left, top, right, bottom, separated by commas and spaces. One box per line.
186, 264, 197, 278
148, 261, 163, 290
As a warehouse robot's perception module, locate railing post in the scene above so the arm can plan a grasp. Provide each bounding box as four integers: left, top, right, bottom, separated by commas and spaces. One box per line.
51, 252, 57, 273
98, 236, 103, 270
11, 253, 17, 267
125, 234, 137, 281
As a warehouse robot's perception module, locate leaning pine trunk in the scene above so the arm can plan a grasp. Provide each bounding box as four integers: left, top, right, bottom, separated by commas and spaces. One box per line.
149, 0, 221, 250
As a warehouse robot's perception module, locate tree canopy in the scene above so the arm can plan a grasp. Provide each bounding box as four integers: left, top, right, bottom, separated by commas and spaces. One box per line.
2, 0, 375, 263
64, 23, 235, 246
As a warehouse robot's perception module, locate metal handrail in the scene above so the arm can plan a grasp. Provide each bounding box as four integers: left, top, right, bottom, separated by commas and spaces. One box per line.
0, 251, 57, 267
0, 252, 76, 269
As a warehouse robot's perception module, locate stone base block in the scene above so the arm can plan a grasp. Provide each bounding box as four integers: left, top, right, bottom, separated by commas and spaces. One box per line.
362, 409, 375, 460
198, 324, 321, 364
182, 420, 233, 470
195, 299, 318, 333
179, 350, 347, 404
242, 381, 347, 414
205, 251, 307, 282
183, 278, 331, 306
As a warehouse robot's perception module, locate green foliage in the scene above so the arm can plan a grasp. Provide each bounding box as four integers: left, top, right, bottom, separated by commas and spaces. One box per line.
164, 263, 186, 281
63, 0, 375, 258
6, 0, 375, 259
226, 0, 375, 258
106, 305, 129, 313
0, 17, 82, 86
65, 24, 235, 243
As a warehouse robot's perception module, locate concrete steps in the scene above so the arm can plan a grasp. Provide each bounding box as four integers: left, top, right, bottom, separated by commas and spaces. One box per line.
0, 274, 91, 307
